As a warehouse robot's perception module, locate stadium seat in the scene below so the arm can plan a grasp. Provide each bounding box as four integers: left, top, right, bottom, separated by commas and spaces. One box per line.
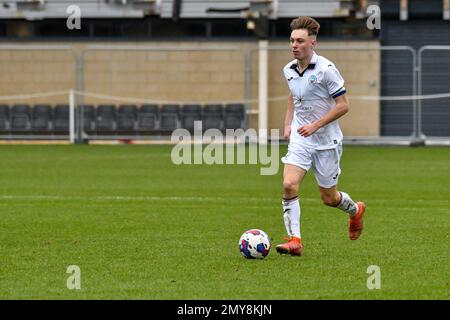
53, 104, 69, 132
138, 104, 159, 131
160, 104, 180, 131
80, 105, 95, 132
181, 104, 202, 131
224, 104, 245, 130
10, 104, 31, 131
203, 104, 223, 131
118, 104, 137, 131
32, 104, 52, 131
0, 104, 9, 131
96, 104, 117, 132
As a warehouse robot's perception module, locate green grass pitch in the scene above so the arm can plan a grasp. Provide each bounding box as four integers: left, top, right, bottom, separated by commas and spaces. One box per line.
0, 145, 449, 299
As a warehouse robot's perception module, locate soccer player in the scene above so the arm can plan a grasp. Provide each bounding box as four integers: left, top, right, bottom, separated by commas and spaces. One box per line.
276, 17, 366, 256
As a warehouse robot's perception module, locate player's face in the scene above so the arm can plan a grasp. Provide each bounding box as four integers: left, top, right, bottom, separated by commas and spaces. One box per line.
290, 29, 316, 61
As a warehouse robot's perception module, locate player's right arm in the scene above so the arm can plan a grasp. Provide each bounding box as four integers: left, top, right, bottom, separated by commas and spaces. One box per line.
284, 94, 294, 141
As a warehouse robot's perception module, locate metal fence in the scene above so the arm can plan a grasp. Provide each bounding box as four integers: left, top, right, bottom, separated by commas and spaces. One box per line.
418, 46, 450, 138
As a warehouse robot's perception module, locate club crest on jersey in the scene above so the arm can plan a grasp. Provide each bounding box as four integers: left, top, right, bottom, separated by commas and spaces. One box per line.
309, 74, 318, 84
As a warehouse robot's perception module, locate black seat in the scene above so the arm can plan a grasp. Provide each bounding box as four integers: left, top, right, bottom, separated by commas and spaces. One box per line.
32, 104, 52, 131
160, 104, 180, 131
181, 104, 202, 131
118, 104, 137, 131
138, 104, 159, 131
203, 104, 223, 131
53, 104, 69, 132
11, 104, 31, 131
224, 104, 245, 129
80, 105, 95, 132
96, 104, 117, 132
0, 104, 9, 131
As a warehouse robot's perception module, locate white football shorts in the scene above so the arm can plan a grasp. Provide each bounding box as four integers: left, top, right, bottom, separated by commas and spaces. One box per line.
281, 143, 343, 188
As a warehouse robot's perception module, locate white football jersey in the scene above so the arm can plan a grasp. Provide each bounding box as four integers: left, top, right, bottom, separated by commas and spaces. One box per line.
283, 51, 346, 150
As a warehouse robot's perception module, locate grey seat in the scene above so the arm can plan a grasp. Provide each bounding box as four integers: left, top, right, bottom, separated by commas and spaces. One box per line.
11, 104, 31, 131
32, 104, 52, 131
53, 104, 69, 132
96, 104, 117, 132
181, 104, 202, 131
160, 104, 180, 131
80, 105, 95, 132
224, 104, 245, 130
118, 105, 137, 131
203, 104, 223, 131
138, 104, 159, 131
0, 104, 9, 131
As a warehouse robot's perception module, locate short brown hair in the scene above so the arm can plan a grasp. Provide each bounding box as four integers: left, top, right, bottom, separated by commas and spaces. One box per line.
290, 16, 320, 36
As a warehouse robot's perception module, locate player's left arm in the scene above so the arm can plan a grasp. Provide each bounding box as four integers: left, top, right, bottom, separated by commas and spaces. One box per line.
297, 94, 349, 137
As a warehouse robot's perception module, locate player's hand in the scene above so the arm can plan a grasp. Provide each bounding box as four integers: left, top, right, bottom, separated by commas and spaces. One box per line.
297, 122, 320, 137
283, 126, 291, 141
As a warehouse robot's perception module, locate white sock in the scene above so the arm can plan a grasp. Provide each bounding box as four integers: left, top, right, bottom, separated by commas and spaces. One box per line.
336, 191, 358, 215
282, 196, 301, 238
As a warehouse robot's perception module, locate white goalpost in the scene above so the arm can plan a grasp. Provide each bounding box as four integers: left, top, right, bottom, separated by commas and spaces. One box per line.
69, 89, 76, 144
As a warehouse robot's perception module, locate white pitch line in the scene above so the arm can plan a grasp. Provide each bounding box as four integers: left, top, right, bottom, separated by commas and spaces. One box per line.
0, 195, 315, 202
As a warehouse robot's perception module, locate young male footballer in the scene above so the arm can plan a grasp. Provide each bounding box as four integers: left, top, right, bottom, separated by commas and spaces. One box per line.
276, 17, 366, 256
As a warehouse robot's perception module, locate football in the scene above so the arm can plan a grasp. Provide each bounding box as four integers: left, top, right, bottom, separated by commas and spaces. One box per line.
238, 229, 271, 259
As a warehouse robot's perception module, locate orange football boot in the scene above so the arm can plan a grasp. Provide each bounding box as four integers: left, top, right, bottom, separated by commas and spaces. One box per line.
275, 236, 303, 256
349, 202, 366, 240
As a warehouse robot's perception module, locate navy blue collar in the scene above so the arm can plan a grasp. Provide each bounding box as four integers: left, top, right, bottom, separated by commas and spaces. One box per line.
290, 63, 316, 77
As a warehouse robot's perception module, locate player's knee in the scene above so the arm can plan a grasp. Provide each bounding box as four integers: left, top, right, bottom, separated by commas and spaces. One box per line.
283, 180, 298, 195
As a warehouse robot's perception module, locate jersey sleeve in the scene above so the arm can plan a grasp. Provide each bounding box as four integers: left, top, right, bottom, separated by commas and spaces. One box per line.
283, 67, 292, 85
324, 65, 346, 99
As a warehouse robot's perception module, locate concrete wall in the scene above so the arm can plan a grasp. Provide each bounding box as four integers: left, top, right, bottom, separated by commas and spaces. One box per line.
0, 40, 380, 136
0, 48, 76, 105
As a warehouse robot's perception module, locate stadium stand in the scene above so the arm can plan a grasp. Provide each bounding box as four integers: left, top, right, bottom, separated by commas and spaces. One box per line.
0, 0, 160, 19
202, 104, 223, 131
31, 104, 52, 132
1, 1, 449, 143
10, 104, 31, 132
0, 0, 351, 20
160, 104, 181, 131
53, 104, 69, 133
0, 105, 9, 132
224, 104, 246, 130
118, 104, 138, 132
96, 104, 117, 133
160, 0, 349, 19
181, 104, 202, 132
0, 102, 246, 135
80, 105, 96, 133
138, 104, 159, 131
